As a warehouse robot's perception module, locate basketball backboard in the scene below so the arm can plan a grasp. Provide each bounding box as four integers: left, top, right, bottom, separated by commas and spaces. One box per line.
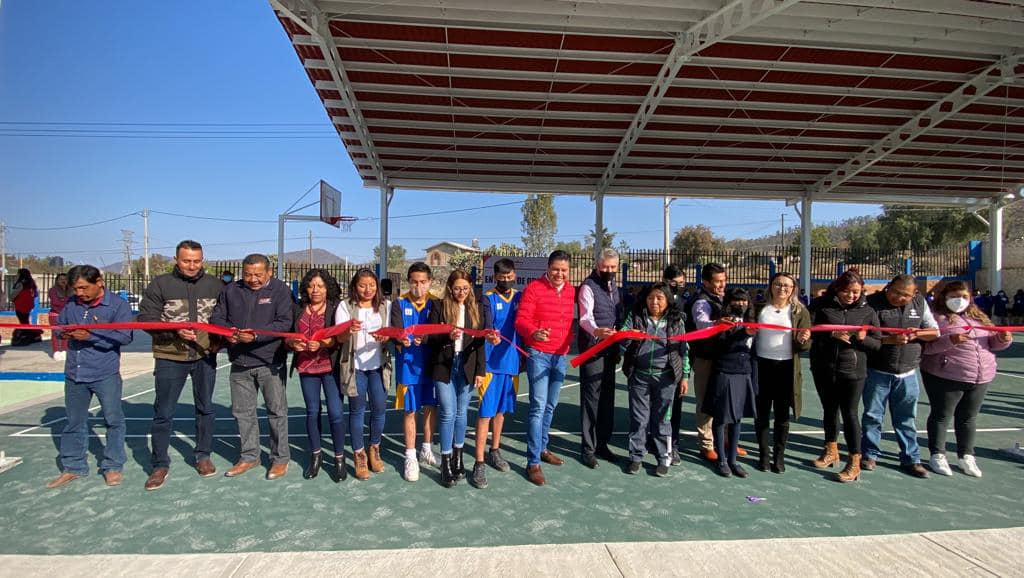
320, 180, 342, 228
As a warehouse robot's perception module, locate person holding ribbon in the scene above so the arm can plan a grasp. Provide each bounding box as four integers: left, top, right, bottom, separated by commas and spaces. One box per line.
620, 282, 689, 477
921, 281, 1013, 477
46, 265, 133, 489
210, 253, 295, 480
753, 272, 811, 474
335, 268, 392, 481
138, 239, 225, 491
661, 264, 689, 466
47, 272, 71, 361
516, 250, 576, 486
472, 258, 521, 489
425, 269, 486, 488
702, 288, 758, 478
286, 268, 344, 481
577, 248, 624, 469
808, 268, 881, 483
390, 262, 439, 482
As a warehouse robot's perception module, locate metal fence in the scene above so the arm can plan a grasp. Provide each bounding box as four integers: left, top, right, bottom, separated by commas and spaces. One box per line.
0, 245, 972, 311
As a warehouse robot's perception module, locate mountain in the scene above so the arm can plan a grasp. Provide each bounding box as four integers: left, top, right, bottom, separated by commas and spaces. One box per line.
280, 248, 351, 265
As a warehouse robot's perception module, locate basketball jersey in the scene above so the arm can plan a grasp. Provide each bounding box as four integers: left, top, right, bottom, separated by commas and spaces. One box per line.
395, 293, 434, 385
484, 288, 521, 375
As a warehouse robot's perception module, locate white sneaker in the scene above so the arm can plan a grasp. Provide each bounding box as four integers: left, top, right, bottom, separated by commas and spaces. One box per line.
52, 351, 66, 362
404, 456, 420, 482
418, 447, 439, 467
929, 453, 953, 476
959, 454, 982, 478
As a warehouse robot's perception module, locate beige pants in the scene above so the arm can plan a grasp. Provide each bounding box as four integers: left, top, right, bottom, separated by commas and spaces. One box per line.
692, 357, 714, 451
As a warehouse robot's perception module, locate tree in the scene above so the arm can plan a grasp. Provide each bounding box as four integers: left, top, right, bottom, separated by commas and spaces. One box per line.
552, 239, 585, 254
671, 224, 724, 255
521, 194, 557, 255
585, 226, 616, 253
373, 244, 407, 270
482, 242, 524, 256
448, 250, 481, 272
875, 205, 985, 251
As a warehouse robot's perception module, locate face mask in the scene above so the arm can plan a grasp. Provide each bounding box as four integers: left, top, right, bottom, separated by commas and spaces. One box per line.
222, 275, 233, 283
597, 271, 615, 285
496, 280, 513, 292
945, 297, 969, 314
667, 284, 681, 296
725, 304, 747, 318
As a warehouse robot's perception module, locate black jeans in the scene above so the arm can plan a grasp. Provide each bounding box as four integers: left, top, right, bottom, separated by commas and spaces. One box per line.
150, 356, 218, 469
922, 371, 989, 457
579, 354, 617, 456
812, 367, 863, 454
755, 357, 794, 451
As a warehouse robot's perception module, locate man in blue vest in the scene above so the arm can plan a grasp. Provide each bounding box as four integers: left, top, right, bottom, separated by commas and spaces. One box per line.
862, 274, 939, 477
577, 248, 624, 468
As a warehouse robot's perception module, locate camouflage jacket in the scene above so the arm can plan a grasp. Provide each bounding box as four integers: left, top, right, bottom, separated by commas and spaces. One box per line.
137, 267, 224, 361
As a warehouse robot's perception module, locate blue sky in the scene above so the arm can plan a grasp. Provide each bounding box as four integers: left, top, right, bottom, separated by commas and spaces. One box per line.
0, 1, 880, 267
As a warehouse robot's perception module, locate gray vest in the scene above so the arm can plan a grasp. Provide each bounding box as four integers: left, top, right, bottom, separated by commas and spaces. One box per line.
577, 272, 622, 356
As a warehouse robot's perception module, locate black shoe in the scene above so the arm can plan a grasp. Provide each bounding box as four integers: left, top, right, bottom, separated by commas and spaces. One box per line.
655, 463, 670, 477
670, 449, 681, 466
771, 447, 786, 474
471, 462, 488, 489
582, 453, 599, 469
730, 463, 749, 478
757, 452, 771, 472
334, 454, 347, 482
626, 460, 641, 475
596, 447, 620, 463
453, 447, 466, 481
440, 454, 456, 488
487, 448, 510, 473
303, 451, 323, 479
715, 461, 732, 477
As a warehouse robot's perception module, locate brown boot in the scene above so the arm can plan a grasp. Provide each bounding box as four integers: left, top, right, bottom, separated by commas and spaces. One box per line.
354, 449, 370, 481
837, 453, 862, 483
813, 442, 840, 469
368, 444, 385, 473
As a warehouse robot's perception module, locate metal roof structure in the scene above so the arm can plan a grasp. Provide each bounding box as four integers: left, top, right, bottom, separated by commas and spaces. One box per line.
269, 0, 1024, 288
271, 0, 1024, 207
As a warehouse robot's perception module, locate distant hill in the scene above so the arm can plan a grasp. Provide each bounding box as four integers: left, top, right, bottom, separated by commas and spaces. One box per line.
280, 248, 351, 265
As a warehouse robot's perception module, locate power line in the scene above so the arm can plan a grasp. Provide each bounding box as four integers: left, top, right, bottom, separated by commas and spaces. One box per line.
148, 210, 276, 224
6, 211, 140, 231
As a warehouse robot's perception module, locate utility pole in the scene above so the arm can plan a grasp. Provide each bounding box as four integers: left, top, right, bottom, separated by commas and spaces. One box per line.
0, 222, 6, 308
121, 229, 134, 276
663, 197, 673, 267
308, 229, 314, 268
142, 209, 150, 282
780, 212, 785, 248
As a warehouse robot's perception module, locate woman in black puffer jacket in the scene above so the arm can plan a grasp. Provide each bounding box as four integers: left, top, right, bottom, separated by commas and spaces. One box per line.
808, 269, 881, 483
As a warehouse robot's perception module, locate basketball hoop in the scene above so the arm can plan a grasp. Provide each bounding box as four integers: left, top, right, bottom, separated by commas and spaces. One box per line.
328, 216, 357, 232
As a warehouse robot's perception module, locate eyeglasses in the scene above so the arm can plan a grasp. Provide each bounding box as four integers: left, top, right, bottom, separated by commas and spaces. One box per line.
451, 286, 472, 294
772, 283, 794, 290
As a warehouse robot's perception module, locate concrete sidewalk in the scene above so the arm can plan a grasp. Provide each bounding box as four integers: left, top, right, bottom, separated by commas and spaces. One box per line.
2, 527, 1021, 577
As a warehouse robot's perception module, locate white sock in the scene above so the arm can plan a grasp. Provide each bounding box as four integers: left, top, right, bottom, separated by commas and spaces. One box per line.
454, 443, 464, 449
405, 448, 416, 459
420, 442, 432, 453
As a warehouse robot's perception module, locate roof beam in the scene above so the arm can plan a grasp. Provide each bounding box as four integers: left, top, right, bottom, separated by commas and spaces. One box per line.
272, 0, 388, 186
595, 0, 801, 196
811, 52, 1024, 197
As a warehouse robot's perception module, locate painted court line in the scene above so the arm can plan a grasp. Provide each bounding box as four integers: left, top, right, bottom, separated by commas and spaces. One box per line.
8, 362, 232, 437
996, 371, 1024, 380
9, 427, 1023, 440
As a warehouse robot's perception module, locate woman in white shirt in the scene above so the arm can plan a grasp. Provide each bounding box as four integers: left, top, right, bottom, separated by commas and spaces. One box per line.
425, 270, 486, 488
336, 269, 392, 481
753, 272, 811, 473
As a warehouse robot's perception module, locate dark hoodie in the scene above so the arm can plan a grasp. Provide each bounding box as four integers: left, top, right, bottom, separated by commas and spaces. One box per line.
808, 293, 882, 379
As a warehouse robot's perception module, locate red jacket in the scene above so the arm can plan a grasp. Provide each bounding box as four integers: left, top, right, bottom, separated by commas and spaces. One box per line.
515, 275, 576, 355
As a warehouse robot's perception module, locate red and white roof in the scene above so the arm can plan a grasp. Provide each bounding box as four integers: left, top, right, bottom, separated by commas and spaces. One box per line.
272, 0, 1024, 206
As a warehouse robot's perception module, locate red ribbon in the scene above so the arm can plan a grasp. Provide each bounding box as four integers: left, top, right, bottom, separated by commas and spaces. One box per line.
0, 321, 353, 344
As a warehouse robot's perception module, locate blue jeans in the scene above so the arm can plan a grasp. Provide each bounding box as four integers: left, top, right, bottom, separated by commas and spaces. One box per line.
526, 348, 566, 466
150, 356, 217, 469
59, 374, 126, 475
435, 355, 472, 454
299, 372, 344, 454
862, 368, 922, 465
350, 368, 387, 451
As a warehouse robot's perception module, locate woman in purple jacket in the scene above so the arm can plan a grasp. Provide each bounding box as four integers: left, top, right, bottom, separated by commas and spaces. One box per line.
921, 281, 1013, 478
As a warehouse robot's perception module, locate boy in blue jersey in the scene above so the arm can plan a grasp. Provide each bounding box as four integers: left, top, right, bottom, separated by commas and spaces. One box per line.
389, 262, 439, 482
471, 259, 522, 489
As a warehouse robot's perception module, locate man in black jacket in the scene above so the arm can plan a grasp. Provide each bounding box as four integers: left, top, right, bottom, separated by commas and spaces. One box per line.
210, 253, 295, 480
137, 240, 225, 490
862, 274, 938, 478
